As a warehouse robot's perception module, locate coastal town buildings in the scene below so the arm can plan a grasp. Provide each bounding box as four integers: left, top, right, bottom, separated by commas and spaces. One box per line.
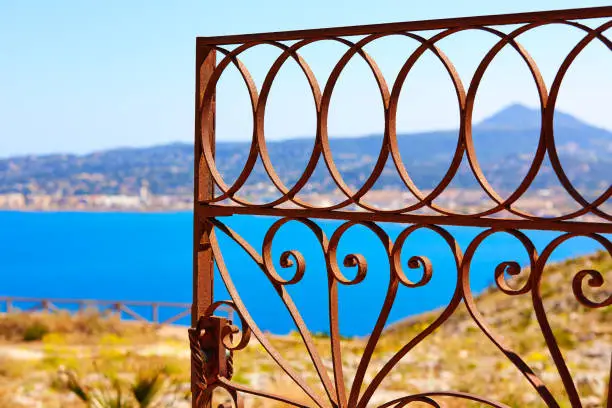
0, 180, 192, 211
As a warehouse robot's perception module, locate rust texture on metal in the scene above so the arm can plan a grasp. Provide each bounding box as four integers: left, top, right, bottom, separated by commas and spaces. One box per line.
193, 46, 216, 325
189, 302, 250, 407
192, 6, 612, 408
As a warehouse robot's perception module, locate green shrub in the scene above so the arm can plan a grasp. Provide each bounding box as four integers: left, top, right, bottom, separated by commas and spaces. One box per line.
22, 321, 49, 342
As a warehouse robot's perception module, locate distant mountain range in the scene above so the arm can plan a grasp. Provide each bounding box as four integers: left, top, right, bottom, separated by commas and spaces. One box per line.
0, 104, 610, 198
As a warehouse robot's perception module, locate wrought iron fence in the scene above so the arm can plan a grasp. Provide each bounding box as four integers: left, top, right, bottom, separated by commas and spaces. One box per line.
191, 6, 612, 408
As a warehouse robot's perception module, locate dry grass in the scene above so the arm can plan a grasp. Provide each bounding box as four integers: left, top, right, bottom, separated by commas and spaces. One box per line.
0, 309, 156, 344
0, 311, 188, 407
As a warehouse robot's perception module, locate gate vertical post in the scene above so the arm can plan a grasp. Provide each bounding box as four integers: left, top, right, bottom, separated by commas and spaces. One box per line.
192, 42, 215, 408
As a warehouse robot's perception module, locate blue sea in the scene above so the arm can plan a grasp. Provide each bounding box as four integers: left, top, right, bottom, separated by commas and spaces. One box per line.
0, 211, 607, 336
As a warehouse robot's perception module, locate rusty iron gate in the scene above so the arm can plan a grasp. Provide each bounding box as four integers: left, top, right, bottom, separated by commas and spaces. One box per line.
190, 6, 612, 408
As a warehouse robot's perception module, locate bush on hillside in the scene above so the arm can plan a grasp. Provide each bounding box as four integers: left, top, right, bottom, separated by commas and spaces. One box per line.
0, 310, 156, 343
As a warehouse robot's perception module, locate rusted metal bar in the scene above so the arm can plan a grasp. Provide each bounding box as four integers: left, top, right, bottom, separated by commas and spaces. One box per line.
198, 203, 612, 234
197, 6, 612, 46
192, 46, 216, 324
192, 43, 216, 408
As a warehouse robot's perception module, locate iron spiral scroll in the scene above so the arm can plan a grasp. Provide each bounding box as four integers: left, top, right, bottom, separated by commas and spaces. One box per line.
192, 6, 612, 408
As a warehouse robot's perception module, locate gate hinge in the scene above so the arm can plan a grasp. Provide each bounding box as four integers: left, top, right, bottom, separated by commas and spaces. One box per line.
189, 315, 234, 389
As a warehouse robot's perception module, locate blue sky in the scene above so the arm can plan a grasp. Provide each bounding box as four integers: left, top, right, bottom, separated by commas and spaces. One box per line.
0, 0, 610, 157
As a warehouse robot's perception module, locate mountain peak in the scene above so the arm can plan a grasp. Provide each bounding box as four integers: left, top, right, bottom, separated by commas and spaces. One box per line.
476, 103, 588, 131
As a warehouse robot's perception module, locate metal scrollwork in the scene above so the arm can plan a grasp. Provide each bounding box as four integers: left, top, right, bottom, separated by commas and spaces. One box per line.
194, 6, 612, 408
204, 215, 612, 407
573, 269, 612, 308
198, 15, 612, 225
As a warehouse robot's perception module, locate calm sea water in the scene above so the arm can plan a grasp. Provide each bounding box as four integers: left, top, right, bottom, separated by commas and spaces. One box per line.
0, 211, 606, 336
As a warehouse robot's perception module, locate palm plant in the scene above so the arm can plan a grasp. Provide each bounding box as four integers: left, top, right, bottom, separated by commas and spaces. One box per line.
93, 378, 128, 408
62, 367, 173, 408
130, 369, 165, 408
64, 370, 91, 404
65, 371, 129, 408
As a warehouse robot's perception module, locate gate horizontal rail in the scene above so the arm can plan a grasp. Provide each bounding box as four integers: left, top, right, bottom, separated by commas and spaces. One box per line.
198, 203, 612, 234
197, 6, 612, 45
